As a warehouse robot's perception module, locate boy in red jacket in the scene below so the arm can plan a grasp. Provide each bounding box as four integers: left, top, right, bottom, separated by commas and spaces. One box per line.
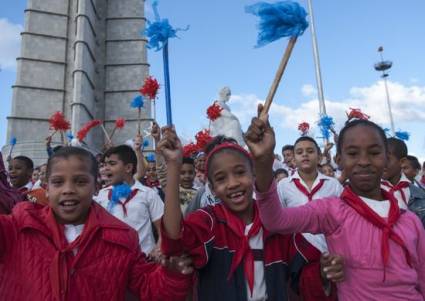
0, 146, 192, 301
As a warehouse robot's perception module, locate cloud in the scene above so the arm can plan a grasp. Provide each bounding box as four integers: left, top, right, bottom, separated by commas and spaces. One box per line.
301, 84, 317, 97
0, 18, 23, 71
229, 80, 425, 133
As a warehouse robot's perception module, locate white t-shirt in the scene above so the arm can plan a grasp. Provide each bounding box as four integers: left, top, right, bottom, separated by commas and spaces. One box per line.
64, 224, 84, 255
245, 224, 267, 301
278, 171, 343, 253
95, 180, 164, 254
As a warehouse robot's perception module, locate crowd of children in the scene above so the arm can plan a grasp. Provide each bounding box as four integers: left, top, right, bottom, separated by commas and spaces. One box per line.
0, 105, 425, 300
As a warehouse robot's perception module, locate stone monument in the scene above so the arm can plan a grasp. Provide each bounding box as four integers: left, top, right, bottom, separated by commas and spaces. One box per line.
3, 0, 151, 165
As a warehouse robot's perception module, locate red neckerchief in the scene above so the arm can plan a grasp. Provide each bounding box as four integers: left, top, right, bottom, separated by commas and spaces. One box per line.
48, 206, 99, 300
381, 180, 410, 205
218, 203, 262, 296
341, 186, 411, 280
293, 178, 325, 201
107, 188, 138, 216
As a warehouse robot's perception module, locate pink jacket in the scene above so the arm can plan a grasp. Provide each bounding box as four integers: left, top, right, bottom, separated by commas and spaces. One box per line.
257, 182, 425, 301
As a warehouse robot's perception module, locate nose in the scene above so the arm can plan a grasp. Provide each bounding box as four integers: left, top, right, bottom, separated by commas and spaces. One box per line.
357, 151, 371, 167
227, 174, 240, 189
62, 181, 76, 194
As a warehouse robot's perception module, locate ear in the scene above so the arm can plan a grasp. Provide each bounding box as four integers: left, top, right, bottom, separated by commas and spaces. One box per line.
124, 163, 135, 175
335, 153, 342, 169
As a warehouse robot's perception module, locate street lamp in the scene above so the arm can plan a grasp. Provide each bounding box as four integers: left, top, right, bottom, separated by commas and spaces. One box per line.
374, 46, 395, 135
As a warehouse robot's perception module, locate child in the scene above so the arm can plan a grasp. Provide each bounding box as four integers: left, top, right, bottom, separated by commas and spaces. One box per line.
95, 145, 164, 257
159, 129, 344, 301
281, 144, 296, 174
274, 168, 288, 183
278, 136, 343, 300
141, 158, 165, 201
180, 157, 198, 212
0, 152, 25, 214
0, 146, 192, 300
320, 163, 335, 178
382, 138, 425, 226
8, 155, 34, 193
27, 163, 49, 206
250, 115, 425, 300
193, 152, 207, 189
403, 155, 423, 188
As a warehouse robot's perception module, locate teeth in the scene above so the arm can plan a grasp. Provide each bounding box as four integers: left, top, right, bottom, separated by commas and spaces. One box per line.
230, 192, 244, 198
62, 201, 78, 206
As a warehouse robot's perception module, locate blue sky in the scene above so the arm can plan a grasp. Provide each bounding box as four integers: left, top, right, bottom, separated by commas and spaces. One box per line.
1, 0, 425, 162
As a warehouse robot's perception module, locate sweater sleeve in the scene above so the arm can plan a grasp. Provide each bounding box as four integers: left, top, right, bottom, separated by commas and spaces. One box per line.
129, 247, 192, 301
161, 208, 215, 269
0, 214, 17, 262
256, 181, 340, 236
415, 216, 425, 297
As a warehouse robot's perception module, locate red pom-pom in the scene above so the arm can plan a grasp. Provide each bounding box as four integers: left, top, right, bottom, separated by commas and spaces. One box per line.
183, 143, 199, 158
346, 108, 370, 121
77, 119, 102, 141
298, 122, 310, 136
195, 129, 213, 151
115, 118, 126, 129
48, 111, 70, 131
206, 103, 223, 121
140, 76, 160, 100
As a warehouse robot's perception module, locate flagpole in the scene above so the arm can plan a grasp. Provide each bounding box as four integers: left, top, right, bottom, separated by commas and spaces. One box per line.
307, 0, 326, 116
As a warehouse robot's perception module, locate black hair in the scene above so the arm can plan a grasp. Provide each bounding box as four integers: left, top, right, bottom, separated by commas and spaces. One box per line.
104, 145, 138, 175
204, 135, 252, 182
13, 156, 34, 170
387, 137, 408, 160
406, 155, 421, 170
274, 168, 288, 178
281, 145, 294, 153
182, 157, 195, 166
320, 162, 334, 170
336, 119, 387, 154
52, 145, 63, 153
294, 136, 321, 154
46, 146, 98, 180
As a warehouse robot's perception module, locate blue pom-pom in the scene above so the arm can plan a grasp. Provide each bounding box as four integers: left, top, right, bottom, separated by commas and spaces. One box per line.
246, 1, 309, 47
317, 115, 335, 140
395, 131, 410, 141
108, 183, 132, 212
144, 0, 189, 51
9, 136, 17, 146
131, 95, 144, 109
146, 153, 156, 162
143, 139, 150, 147
66, 132, 74, 141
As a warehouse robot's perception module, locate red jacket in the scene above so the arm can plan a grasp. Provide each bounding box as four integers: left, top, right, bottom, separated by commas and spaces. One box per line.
0, 202, 191, 301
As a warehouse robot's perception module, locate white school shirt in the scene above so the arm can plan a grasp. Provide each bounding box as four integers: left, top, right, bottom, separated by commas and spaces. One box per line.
277, 171, 343, 253
245, 224, 267, 301
381, 173, 410, 210
64, 224, 84, 255
272, 159, 285, 172
95, 180, 164, 254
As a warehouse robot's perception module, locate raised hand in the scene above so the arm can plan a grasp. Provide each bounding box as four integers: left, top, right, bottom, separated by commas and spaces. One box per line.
151, 121, 161, 145
156, 126, 182, 164
244, 103, 276, 162
133, 134, 143, 151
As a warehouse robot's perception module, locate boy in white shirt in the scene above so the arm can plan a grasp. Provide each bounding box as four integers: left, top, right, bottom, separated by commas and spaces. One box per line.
95, 145, 164, 257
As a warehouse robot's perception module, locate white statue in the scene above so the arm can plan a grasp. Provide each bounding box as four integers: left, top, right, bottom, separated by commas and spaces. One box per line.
210, 87, 245, 146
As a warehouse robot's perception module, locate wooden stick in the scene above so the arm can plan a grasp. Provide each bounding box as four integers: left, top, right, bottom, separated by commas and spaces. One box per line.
109, 127, 117, 141
261, 36, 298, 117
100, 123, 112, 144
137, 108, 141, 136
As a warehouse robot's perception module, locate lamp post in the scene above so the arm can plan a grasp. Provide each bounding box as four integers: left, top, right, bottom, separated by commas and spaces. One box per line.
374, 46, 395, 135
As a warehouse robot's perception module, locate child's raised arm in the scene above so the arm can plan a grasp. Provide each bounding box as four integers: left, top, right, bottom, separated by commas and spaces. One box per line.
244, 104, 276, 193
157, 126, 183, 239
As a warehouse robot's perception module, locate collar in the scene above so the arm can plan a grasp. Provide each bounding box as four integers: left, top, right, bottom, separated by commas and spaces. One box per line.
289, 171, 329, 184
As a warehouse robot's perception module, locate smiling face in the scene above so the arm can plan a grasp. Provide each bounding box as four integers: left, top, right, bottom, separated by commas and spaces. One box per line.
282, 149, 294, 165
337, 125, 387, 199
209, 151, 254, 220
180, 163, 195, 189
47, 155, 96, 225
8, 159, 33, 188
294, 140, 320, 173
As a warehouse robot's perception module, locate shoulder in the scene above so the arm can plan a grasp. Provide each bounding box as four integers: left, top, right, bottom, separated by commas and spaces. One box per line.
185, 205, 216, 230
92, 203, 140, 250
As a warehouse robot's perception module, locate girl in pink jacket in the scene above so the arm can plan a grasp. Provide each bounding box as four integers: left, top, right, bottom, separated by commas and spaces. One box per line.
245, 111, 425, 301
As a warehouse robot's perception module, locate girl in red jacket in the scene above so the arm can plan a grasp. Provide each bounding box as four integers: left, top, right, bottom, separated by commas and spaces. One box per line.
0, 146, 192, 301
158, 123, 344, 301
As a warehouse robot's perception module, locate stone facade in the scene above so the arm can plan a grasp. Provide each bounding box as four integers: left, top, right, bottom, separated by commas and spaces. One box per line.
4, 0, 151, 165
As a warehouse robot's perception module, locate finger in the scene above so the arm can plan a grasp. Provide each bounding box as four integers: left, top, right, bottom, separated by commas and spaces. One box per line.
257, 103, 264, 118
